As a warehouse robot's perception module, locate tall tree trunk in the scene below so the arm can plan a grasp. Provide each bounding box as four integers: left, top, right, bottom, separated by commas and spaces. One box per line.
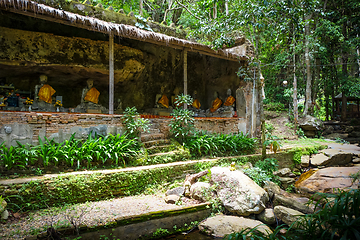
303, 14, 312, 116
341, 22, 348, 122
139, 0, 143, 16
293, 40, 298, 125
225, 0, 229, 15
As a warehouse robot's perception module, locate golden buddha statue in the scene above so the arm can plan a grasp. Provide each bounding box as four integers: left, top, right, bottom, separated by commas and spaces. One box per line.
210, 91, 222, 113
35, 75, 55, 104
224, 89, 235, 107
82, 79, 100, 104
155, 86, 169, 108
191, 90, 201, 109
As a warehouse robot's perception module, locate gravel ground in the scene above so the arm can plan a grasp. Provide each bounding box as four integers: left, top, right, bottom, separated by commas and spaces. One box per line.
0, 195, 200, 240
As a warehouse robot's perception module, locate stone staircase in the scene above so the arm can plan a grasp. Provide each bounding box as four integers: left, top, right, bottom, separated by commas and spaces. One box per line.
140, 122, 190, 163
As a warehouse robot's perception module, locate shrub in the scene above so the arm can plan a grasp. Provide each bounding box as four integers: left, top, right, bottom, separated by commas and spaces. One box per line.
264, 102, 285, 112
184, 132, 256, 157
121, 106, 150, 139
169, 94, 195, 143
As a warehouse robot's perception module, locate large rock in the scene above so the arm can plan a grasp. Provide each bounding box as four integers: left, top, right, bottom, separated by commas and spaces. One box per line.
278, 177, 296, 190
311, 150, 353, 167
301, 155, 310, 167
263, 181, 281, 200
165, 186, 185, 196
257, 208, 276, 225
273, 194, 313, 214
198, 215, 273, 238
295, 166, 360, 195
273, 168, 294, 177
274, 206, 304, 227
1, 210, 9, 220
0, 199, 7, 213
164, 195, 180, 204
190, 182, 213, 202
210, 167, 269, 216
299, 115, 324, 131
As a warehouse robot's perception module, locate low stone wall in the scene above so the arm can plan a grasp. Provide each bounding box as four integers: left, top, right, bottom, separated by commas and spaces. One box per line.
0, 111, 247, 147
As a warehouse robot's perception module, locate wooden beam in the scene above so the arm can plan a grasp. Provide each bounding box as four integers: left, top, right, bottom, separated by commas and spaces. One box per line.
109, 33, 114, 114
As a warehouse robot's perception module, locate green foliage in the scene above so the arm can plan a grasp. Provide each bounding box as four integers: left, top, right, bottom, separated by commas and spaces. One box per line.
335, 137, 349, 144
184, 132, 256, 157
152, 228, 170, 237
264, 102, 285, 112
294, 189, 360, 240
169, 94, 195, 143
296, 128, 305, 138
122, 106, 150, 139
0, 133, 141, 171
243, 158, 280, 187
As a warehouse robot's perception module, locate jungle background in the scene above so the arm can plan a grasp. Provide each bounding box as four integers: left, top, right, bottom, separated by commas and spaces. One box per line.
91, 0, 360, 122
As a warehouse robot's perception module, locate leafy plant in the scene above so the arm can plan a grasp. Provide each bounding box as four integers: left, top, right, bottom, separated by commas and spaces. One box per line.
122, 107, 150, 139
152, 228, 170, 237
169, 94, 195, 143
243, 158, 280, 186
296, 128, 305, 138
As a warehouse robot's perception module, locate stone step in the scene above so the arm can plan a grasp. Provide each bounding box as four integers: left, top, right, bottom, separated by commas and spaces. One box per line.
140, 133, 165, 142
146, 150, 190, 163
143, 139, 171, 148
146, 145, 175, 155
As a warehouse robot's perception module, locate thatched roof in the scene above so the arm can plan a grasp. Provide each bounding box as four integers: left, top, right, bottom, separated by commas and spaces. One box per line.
0, 0, 248, 62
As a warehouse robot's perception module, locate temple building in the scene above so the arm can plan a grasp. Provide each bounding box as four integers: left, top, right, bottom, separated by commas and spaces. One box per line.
0, 0, 262, 146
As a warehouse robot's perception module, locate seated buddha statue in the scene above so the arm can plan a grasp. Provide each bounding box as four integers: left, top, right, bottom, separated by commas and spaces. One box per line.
223, 88, 235, 110
155, 86, 169, 108
191, 91, 201, 110
82, 79, 100, 104
35, 75, 56, 104
210, 91, 222, 113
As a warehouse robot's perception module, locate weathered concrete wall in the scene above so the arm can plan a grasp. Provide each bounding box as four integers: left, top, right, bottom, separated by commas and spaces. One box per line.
0, 112, 249, 147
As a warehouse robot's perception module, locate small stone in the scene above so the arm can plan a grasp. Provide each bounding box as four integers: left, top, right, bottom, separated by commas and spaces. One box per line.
82, 0, 92, 5
263, 181, 281, 199
274, 206, 304, 227
170, 23, 176, 28
0, 199, 7, 213
301, 155, 310, 167
165, 195, 180, 204
257, 208, 276, 225
118, 9, 125, 14
1, 210, 9, 220
107, 6, 114, 11
278, 177, 296, 190
274, 168, 292, 177
165, 186, 184, 196
353, 158, 360, 163
128, 11, 134, 17
95, 3, 103, 8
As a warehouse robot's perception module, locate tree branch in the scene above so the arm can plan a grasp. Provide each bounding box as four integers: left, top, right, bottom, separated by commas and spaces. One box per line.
175, 0, 201, 20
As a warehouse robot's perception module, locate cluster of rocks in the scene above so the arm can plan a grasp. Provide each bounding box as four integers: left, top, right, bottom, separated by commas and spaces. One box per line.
0, 197, 8, 220
165, 145, 360, 238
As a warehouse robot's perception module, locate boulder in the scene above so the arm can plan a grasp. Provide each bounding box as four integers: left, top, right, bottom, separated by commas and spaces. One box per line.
311, 150, 353, 167
1, 209, 9, 220
165, 186, 185, 196
299, 115, 324, 131
164, 195, 180, 204
0, 199, 7, 213
295, 166, 360, 195
257, 208, 276, 225
274, 206, 304, 227
301, 155, 310, 168
273, 168, 294, 177
263, 181, 281, 200
190, 182, 213, 202
210, 167, 269, 216
198, 215, 273, 238
273, 194, 313, 214
278, 177, 296, 190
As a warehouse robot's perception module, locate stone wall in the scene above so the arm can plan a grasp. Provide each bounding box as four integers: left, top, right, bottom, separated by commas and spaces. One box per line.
0, 112, 248, 147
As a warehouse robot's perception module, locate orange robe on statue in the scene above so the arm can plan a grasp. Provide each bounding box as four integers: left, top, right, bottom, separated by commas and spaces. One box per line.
223, 96, 235, 106
192, 99, 201, 109
84, 87, 100, 104
210, 98, 222, 113
38, 84, 56, 104
158, 94, 169, 108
